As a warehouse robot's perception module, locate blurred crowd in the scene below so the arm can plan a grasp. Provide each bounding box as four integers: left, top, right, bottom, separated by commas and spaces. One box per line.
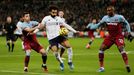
0, 0, 134, 32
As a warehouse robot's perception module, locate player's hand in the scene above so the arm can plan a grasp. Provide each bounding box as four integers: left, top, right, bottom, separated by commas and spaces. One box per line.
37, 23, 44, 29
75, 31, 80, 34
74, 31, 80, 35
127, 32, 133, 42
77, 31, 84, 37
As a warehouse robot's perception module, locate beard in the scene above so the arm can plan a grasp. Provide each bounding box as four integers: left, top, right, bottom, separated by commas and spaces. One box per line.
51, 15, 56, 18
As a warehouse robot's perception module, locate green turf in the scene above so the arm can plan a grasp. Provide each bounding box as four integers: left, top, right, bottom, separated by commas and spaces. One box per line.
0, 36, 134, 75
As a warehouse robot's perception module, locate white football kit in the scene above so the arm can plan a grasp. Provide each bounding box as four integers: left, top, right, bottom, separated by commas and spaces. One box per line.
41, 15, 76, 40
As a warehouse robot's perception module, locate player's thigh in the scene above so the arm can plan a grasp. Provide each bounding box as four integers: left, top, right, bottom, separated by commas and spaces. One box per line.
58, 36, 70, 48
6, 35, 11, 42
100, 37, 114, 50
51, 45, 58, 52
61, 40, 71, 48
11, 34, 17, 42
24, 41, 31, 50
39, 48, 46, 55
30, 41, 43, 53
115, 37, 124, 48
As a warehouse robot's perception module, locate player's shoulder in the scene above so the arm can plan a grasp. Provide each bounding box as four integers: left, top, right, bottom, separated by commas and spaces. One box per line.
103, 15, 109, 19
88, 23, 92, 25
30, 20, 38, 23
43, 15, 51, 19
17, 21, 23, 26
115, 14, 124, 18
22, 22, 28, 26
56, 16, 63, 21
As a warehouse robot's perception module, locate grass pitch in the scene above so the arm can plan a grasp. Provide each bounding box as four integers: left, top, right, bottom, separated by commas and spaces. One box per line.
0, 36, 134, 75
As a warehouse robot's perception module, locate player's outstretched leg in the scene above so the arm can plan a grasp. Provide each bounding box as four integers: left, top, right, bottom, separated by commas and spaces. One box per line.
120, 50, 131, 73
52, 45, 64, 71
11, 42, 15, 52
40, 49, 48, 72
67, 47, 74, 70
86, 37, 94, 49
60, 47, 66, 60
86, 40, 92, 49
7, 42, 10, 52
55, 52, 64, 71
98, 50, 104, 72
54, 52, 64, 71
24, 50, 31, 72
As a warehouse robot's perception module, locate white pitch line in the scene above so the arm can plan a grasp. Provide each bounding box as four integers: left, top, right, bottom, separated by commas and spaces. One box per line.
0, 70, 57, 75
0, 51, 134, 57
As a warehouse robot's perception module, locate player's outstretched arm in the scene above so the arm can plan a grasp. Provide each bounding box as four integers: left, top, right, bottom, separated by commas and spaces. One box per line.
90, 22, 102, 30
121, 15, 133, 42
63, 23, 77, 33
24, 26, 39, 33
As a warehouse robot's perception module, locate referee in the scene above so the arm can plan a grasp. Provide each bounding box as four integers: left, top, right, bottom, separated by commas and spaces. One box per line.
4, 16, 17, 52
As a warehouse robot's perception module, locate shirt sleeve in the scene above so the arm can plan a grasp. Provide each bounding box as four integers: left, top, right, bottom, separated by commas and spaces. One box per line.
86, 23, 91, 28
58, 17, 77, 33
90, 16, 105, 29
120, 15, 131, 32
20, 23, 29, 30
31, 21, 39, 27
41, 17, 47, 26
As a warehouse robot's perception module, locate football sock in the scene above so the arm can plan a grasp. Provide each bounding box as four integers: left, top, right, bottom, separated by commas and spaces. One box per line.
89, 40, 93, 45
7, 43, 10, 52
54, 52, 63, 63
67, 48, 73, 62
42, 54, 47, 64
99, 50, 104, 67
121, 51, 128, 65
11, 43, 14, 52
60, 48, 65, 57
24, 56, 30, 67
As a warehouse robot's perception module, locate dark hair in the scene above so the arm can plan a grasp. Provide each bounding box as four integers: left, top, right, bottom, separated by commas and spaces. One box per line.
22, 12, 29, 17
49, 5, 58, 12
107, 6, 115, 10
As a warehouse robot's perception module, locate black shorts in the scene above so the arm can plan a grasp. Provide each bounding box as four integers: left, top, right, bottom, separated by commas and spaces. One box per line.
15, 34, 23, 41
49, 35, 67, 47
6, 34, 16, 41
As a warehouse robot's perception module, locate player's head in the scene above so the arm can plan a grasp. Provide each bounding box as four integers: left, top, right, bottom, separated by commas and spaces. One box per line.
6, 16, 12, 23
92, 19, 97, 24
49, 5, 58, 18
107, 6, 115, 17
58, 10, 64, 18
23, 12, 30, 22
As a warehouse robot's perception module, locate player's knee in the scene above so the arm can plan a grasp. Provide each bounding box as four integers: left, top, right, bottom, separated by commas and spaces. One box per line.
63, 44, 71, 48
42, 52, 47, 56
118, 46, 125, 53
39, 49, 47, 56
120, 50, 126, 54
51, 46, 58, 52
26, 50, 31, 56
100, 45, 108, 51
99, 50, 104, 53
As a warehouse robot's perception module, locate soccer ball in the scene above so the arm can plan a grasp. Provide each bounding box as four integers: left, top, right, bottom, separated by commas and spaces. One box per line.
59, 27, 69, 35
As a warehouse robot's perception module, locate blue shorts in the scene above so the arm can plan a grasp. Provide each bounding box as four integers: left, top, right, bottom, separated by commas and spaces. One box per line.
49, 35, 67, 47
